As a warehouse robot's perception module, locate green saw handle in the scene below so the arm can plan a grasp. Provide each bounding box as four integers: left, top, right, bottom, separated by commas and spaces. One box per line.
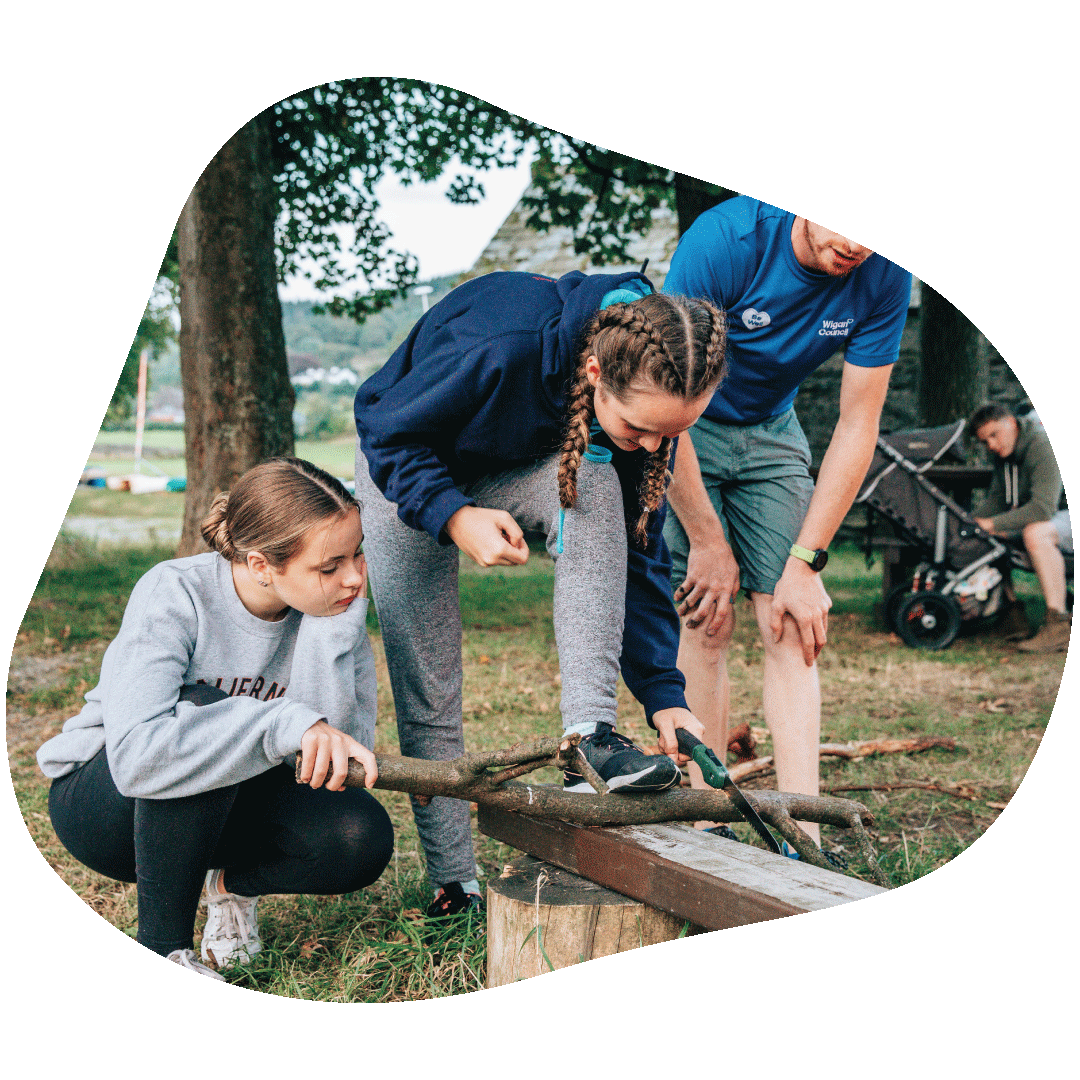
675, 729, 730, 788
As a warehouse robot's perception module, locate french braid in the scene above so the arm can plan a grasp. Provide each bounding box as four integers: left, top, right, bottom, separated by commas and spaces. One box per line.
557, 362, 595, 512
558, 292, 727, 547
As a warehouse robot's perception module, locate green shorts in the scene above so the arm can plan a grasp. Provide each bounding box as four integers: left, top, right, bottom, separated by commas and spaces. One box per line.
663, 409, 815, 597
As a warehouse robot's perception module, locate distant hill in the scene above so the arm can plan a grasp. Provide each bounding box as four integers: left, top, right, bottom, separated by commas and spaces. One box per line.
281, 275, 460, 379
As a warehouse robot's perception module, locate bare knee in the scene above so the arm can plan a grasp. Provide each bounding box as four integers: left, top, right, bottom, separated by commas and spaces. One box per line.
750, 599, 815, 668
1023, 520, 1058, 553
680, 610, 734, 666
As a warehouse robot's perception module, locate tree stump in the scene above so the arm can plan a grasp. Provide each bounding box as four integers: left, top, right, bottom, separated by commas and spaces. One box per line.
486, 855, 688, 987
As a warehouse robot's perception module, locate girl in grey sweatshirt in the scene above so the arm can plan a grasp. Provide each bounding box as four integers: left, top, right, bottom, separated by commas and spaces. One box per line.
37, 458, 393, 980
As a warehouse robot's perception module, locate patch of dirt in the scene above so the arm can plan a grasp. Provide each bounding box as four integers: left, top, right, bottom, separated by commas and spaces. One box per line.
7, 652, 91, 697
6, 707, 68, 760
6, 645, 104, 757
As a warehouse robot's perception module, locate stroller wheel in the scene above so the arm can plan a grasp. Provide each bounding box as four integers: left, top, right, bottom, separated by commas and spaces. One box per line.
885, 579, 917, 632
896, 590, 962, 650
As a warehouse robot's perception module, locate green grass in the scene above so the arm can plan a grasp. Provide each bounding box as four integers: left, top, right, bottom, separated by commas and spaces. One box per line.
66, 487, 186, 520
6, 542, 1064, 999
94, 429, 185, 450
20, 542, 176, 647
86, 430, 358, 481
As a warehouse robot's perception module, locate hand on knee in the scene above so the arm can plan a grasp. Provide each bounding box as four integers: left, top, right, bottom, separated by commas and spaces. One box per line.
682, 608, 734, 660
760, 615, 816, 666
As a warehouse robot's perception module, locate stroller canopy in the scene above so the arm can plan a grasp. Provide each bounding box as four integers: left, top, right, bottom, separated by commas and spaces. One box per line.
858, 420, 967, 503
878, 420, 967, 468
857, 418, 1000, 573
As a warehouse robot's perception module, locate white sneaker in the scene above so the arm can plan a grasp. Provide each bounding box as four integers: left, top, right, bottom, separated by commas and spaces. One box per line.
200, 869, 262, 968
166, 948, 226, 981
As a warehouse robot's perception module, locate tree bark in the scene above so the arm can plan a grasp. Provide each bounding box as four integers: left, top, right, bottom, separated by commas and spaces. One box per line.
486, 856, 686, 986
918, 283, 988, 427
176, 109, 294, 556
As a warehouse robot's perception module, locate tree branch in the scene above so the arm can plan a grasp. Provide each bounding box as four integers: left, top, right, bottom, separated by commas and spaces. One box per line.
825, 781, 984, 803
728, 734, 960, 783
297, 735, 889, 885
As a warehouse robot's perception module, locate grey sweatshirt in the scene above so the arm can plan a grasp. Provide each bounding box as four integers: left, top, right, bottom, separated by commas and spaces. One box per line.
36, 552, 377, 799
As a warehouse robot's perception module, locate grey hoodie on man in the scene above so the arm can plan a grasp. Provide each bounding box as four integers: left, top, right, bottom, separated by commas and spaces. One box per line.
974, 414, 1065, 535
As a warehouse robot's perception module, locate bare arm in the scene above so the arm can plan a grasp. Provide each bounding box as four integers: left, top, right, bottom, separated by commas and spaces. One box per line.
770, 362, 893, 664
666, 434, 740, 635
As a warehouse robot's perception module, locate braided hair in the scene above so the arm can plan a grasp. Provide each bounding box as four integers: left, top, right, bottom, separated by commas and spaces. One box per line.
558, 292, 726, 545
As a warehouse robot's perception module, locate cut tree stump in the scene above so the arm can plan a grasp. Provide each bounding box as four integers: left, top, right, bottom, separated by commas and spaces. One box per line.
486, 855, 687, 987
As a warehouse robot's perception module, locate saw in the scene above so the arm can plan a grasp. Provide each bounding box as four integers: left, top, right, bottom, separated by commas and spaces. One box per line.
676, 729, 782, 854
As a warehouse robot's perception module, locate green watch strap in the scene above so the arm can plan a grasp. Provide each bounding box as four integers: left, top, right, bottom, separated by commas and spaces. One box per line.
790, 543, 828, 571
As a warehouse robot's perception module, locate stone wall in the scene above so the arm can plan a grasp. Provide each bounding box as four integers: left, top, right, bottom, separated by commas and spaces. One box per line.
795, 316, 1028, 465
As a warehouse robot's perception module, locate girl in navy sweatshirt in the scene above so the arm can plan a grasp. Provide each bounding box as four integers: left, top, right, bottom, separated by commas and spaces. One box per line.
38, 458, 393, 980
354, 269, 726, 917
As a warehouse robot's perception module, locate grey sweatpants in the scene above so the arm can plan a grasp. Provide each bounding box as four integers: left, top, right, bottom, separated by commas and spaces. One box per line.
356, 447, 628, 887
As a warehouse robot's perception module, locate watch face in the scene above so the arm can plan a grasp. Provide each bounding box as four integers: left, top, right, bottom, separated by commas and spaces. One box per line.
811, 549, 829, 572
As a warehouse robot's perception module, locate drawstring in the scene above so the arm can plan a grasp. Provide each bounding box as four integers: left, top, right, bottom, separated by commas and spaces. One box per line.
1004, 461, 1019, 509
584, 422, 613, 465
556, 423, 613, 555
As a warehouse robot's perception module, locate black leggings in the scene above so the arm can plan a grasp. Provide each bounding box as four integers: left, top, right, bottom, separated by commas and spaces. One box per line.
48, 688, 394, 956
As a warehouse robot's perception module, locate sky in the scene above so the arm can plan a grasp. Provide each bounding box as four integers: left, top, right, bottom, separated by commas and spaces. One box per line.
277, 153, 535, 301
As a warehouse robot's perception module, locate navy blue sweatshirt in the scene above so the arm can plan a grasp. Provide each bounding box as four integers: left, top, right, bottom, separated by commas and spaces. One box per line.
354, 270, 687, 722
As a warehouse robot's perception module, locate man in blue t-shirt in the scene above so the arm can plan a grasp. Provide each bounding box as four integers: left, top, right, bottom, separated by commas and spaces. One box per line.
663, 197, 911, 853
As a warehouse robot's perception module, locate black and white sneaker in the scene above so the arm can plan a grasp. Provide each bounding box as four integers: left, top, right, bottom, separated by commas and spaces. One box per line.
425, 882, 485, 945
563, 722, 681, 793
426, 881, 484, 921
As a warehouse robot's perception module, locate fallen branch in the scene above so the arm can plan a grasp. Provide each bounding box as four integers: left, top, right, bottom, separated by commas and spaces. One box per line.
729, 756, 776, 783
300, 735, 890, 887
824, 781, 984, 803
728, 734, 959, 783
820, 735, 958, 758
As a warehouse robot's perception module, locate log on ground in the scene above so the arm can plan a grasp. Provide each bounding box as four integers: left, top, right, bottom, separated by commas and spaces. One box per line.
486, 855, 687, 987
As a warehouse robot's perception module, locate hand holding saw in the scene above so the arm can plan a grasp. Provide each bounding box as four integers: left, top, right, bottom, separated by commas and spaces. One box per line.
675, 728, 782, 854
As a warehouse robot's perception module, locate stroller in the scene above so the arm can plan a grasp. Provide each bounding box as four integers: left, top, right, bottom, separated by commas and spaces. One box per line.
855, 420, 1018, 649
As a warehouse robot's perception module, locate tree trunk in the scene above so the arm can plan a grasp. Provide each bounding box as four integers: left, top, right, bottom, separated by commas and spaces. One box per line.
918, 284, 988, 427
673, 172, 737, 235
176, 109, 294, 556
486, 856, 687, 987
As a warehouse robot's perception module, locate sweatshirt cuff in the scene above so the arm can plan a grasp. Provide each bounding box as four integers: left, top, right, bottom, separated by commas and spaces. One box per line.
418, 488, 475, 545
271, 702, 329, 760
639, 679, 689, 729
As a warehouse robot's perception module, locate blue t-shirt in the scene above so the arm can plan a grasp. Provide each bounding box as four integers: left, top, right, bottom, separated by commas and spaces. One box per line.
664, 197, 912, 424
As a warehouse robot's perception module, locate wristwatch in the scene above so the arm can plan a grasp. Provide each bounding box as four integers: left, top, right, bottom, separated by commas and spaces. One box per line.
789, 543, 829, 572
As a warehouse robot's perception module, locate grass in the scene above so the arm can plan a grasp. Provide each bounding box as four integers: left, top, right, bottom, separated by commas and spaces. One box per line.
6, 539, 1065, 999
86, 430, 358, 481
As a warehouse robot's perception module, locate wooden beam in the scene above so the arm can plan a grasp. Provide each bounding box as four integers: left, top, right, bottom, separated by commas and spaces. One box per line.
479, 805, 885, 933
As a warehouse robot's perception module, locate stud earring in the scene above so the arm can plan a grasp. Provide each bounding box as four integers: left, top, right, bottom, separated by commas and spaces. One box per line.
260, 579, 269, 587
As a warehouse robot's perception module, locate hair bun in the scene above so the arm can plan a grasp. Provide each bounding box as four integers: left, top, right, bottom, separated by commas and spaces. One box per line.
200, 491, 237, 560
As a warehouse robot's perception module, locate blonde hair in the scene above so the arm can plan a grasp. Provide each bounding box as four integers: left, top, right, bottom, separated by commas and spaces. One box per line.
200, 457, 360, 568
558, 293, 727, 545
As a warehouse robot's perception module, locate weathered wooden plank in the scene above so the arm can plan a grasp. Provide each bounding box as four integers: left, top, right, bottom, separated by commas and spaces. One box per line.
478, 805, 885, 932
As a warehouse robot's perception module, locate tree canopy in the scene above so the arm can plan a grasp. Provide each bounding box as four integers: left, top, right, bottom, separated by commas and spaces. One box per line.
143, 78, 734, 353
173, 81, 736, 554
265, 79, 733, 321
